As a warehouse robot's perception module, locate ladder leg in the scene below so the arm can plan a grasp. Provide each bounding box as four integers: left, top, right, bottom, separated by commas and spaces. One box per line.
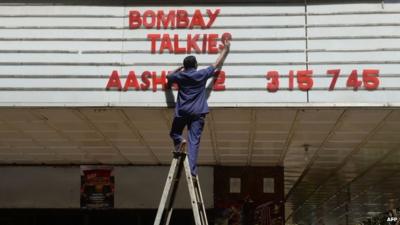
154, 142, 208, 225
163, 154, 185, 225
193, 175, 209, 225
153, 154, 184, 225
183, 157, 207, 225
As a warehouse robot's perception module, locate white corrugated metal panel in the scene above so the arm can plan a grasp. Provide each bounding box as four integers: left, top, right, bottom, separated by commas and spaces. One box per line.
0, 5, 308, 106
307, 3, 400, 104
1, 3, 399, 106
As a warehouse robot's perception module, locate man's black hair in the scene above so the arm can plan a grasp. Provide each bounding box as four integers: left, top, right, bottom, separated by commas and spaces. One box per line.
183, 55, 197, 70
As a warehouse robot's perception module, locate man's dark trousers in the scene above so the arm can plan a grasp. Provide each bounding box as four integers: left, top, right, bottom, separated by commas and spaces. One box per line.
169, 113, 206, 176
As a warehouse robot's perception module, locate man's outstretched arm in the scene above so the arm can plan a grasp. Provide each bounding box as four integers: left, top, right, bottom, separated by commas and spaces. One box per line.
212, 39, 230, 69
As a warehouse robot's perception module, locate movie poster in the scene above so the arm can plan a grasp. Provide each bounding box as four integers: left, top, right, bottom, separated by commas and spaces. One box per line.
80, 166, 114, 209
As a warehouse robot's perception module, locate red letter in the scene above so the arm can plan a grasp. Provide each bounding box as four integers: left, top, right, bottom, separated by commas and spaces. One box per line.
208, 34, 218, 54
189, 9, 206, 29
187, 34, 201, 54
160, 34, 173, 54
157, 10, 176, 29
147, 34, 161, 54
140, 71, 152, 90
213, 70, 226, 91
152, 71, 167, 92
206, 9, 220, 28
363, 69, 380, 90
106, 70, 122, 90
176, 10, 189, 28
129, 10, 142, 29
327, 69, 340, 91
202, 34, 208, 54
174, 34, 186, 54
346, 70, 362, 90
123, 71, 140, 91
266, 71, 279, 92
297, 70, 313, 91
143, 10, 156, 29
288, 70, 294, 91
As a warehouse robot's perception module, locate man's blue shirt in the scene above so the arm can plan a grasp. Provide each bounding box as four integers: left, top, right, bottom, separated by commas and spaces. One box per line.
167, 66, 216, 117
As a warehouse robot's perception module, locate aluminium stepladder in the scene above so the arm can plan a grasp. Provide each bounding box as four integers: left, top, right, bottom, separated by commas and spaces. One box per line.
153, 147, 208, 225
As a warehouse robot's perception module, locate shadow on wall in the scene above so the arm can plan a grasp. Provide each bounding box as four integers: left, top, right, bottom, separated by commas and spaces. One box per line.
164, 86, 175, 108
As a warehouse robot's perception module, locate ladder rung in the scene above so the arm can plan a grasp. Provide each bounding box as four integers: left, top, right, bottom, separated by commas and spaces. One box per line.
172, 151, 186, 157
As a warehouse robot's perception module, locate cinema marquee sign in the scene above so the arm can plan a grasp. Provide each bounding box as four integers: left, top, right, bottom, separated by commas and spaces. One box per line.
106, 8, 380, 92
129, 9, 230, 54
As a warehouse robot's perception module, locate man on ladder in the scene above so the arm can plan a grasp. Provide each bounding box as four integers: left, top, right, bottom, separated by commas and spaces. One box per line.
154, 39, 231, 225
167, 38, 231, 177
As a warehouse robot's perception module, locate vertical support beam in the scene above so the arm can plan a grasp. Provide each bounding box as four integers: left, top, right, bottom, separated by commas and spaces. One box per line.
247, 109, 257, 165
206, 111, 220, 164
304, 0, 310, 102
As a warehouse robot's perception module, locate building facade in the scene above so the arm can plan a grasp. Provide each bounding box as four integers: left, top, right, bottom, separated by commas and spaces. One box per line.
0, 0, 400, 224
